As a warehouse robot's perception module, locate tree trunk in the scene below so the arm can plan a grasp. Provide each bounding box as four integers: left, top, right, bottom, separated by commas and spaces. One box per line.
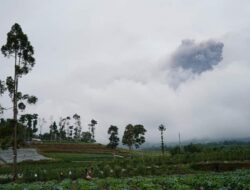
13, 52, 18, 181
128, 145, 133, 158
92, 126, 95, 141
129, 145, 132, 151
161, 131, 164, 155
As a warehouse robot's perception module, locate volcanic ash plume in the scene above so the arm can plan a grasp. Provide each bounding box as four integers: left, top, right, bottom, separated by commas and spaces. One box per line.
168, 39, 224, 87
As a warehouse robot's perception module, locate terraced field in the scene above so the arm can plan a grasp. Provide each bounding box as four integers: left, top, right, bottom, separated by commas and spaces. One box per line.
29, 143, 128, 155
2, 143, 250, 188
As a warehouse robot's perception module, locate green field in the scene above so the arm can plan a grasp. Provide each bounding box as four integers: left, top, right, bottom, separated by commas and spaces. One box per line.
1, 170, 250, 190
2, 143, 250, 189
44, 153, 114, 162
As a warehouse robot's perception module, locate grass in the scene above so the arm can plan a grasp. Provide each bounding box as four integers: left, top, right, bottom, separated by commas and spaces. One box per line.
44, 153, 114, 162
132, 149, 170, 157
2, 143, 250, 184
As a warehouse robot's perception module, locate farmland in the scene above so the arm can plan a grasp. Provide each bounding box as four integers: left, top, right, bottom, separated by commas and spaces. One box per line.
1, 170, 250, 190
1, 143, 250, 189
29, 143, 128, 155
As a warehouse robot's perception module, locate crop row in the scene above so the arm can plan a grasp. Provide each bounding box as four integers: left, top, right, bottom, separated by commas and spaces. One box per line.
0, 161, 192, 184
2, 154, 250, 184
1, 170, 250, 190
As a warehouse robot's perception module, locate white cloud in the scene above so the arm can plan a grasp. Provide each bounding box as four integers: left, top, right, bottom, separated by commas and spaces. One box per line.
0, 0, 250, 144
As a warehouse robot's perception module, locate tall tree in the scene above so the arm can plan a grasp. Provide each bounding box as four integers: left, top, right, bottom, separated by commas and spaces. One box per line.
88, 119, 97, 141
64, 116, 71, 139
107, 125, 119, 149
1, 23, 37, 181
68, 125, 74, 140
158, 124, 166, 155
58, 117, 66, 141
50, 121, 58, 141
73, 113, 81, 140
122, 124, 146, 150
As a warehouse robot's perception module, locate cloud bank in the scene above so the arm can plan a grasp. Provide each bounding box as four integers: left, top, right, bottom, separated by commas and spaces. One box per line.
0, 0, 250, 144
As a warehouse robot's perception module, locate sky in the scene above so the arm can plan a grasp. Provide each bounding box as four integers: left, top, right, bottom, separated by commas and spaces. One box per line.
0, 0, 250, 144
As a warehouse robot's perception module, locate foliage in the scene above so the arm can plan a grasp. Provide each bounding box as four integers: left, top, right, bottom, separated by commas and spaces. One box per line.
122, 124, 147, 150
88, 119, 97, 141
0, 80, 6, 114
107, 125, 119, 149
1, 23, 37, 111
57, 117, 68, 141
0, 179, 72, 190
73, 114, 81, 140
40, 114, 83, 142
49, 121, 59, 141
19, 114, 38, 141
170, 146, 181, 155
184, 143, 203, 153
0, 118, 26, 149
81, 132, 93, 143
1, 171, 250, 189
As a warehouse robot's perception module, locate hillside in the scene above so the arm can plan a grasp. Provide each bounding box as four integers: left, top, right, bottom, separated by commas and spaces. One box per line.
28, 143, 129, 155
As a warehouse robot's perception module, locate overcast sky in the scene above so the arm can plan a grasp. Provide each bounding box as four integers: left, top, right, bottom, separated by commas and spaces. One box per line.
1, 0, 250, 144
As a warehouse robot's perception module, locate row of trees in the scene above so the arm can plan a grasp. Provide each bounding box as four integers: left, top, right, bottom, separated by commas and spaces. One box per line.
107, 124, 167, 152
0, 115, 167, 153
0, 113, 98, 145
40, 115, 97, 143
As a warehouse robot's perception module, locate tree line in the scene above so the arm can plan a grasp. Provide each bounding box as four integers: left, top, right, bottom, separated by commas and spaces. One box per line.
40, 116, 97, 143
0, 116, 150, 151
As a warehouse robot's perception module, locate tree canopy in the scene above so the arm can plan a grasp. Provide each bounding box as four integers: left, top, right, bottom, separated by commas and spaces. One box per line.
107, 125, 119, 149
122, 124, 146, 150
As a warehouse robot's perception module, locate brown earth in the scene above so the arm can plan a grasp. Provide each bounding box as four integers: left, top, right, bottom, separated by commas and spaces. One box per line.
28, 143, 129, 155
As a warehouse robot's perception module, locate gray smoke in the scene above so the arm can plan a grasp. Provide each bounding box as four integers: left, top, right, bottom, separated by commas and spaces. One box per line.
171, 39, 224, 74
